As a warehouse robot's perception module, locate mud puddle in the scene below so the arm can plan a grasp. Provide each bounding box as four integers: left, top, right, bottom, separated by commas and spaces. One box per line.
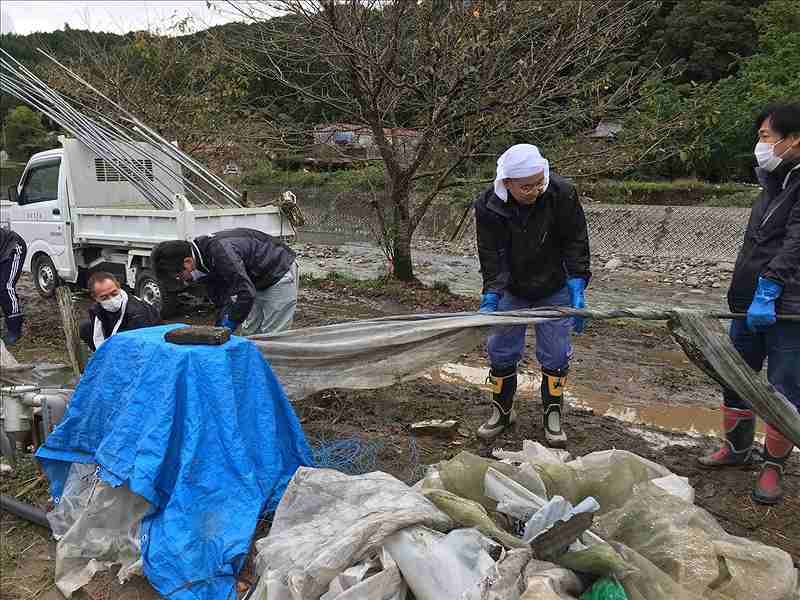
424, 362, 758, 438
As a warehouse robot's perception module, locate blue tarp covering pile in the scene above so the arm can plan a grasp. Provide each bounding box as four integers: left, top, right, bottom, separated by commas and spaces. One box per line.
37, 324, 313, 599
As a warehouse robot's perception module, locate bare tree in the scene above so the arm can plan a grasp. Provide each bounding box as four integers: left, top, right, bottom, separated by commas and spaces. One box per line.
38, 23, 278, 166
224, 0, 666, 280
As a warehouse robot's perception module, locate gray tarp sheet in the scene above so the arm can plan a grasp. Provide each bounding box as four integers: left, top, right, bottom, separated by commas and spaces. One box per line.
249, 308, 800, 446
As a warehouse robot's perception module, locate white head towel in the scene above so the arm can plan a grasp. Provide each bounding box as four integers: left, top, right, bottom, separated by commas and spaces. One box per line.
494, 144, 550, 201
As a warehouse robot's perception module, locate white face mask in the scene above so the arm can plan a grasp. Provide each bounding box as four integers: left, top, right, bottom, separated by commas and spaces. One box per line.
99, 289, 126, 313
190, 269, 207, 281
754, 140, 785, 172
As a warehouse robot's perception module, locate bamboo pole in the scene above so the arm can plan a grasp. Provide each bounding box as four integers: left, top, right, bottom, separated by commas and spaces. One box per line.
55, 286, 85, 377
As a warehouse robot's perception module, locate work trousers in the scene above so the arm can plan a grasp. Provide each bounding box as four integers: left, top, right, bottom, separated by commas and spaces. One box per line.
723, 319, 800, 412
241, 261, 299, 336
487, 286, 573, 373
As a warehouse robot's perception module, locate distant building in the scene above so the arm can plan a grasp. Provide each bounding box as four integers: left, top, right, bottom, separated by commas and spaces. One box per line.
313, 123, 420, 162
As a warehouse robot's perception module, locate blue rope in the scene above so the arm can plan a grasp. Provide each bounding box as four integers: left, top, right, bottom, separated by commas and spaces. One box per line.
309, 436, 383, 475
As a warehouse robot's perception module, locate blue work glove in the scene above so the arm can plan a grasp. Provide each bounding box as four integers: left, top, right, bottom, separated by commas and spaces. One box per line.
746, 277, 783, 332
566, 277, 586, 334
479, 292, 500, 313
216, 314, 238, 332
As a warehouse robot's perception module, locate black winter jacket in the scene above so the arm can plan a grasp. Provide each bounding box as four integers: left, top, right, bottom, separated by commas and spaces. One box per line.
0, 229, 26, 263
474, 175, 591, 301
192, 228, 296, 323
80, 295, 161, 351
728, 162, 800, 314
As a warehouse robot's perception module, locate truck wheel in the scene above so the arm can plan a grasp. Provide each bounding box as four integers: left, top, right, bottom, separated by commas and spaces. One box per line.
33, 255, 60, 298
135, 271, 178, 318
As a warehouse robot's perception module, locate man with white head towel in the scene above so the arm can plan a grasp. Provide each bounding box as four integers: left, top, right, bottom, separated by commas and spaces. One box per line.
474, 144, 591, 446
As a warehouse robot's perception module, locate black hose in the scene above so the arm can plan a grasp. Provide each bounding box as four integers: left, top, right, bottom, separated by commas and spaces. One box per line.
0, 494, 50, 529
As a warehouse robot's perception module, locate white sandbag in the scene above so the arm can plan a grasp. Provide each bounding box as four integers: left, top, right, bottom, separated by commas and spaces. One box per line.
384, 527, 498, 600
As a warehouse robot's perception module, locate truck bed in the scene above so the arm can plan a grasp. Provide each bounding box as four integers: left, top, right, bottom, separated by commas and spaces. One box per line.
73, 205, 294, 248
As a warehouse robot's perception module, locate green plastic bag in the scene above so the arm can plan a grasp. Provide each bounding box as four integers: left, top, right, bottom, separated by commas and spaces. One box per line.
580, 577, 628, 600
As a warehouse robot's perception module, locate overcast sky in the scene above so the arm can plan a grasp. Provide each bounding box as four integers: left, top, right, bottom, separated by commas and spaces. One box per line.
1, 1, 245, 36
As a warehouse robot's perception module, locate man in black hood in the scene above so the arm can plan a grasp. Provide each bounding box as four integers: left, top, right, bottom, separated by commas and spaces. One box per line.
151, 228, 297, 335
697, 103, 800, 505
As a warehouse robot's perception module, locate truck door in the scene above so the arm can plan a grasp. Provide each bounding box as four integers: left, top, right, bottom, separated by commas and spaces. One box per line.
12, 158, 69, 272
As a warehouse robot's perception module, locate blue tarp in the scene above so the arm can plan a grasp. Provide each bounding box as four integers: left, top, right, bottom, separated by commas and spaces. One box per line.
37, 324, 313, 599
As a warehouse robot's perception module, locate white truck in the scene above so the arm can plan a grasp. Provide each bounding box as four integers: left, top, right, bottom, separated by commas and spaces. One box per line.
1, 138, 295, 315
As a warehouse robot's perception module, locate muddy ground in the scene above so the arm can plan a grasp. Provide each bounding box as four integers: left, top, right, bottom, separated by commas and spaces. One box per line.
1, 267, 798, 599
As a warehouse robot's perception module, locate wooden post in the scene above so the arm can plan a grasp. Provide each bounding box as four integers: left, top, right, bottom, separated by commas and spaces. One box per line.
55, 286, 85, 377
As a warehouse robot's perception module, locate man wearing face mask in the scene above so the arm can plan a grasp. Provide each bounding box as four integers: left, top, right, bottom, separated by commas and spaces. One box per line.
151, 228, 297, 335
78, 272, 161, 351
698, 103, 800, 505
474, 144, 590, 446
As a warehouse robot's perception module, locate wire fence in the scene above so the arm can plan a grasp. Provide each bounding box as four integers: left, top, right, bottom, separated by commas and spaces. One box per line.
251, 186, 751, 261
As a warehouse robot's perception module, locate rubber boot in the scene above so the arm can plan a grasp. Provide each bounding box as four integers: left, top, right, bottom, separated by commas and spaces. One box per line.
697, 406, 755, 468
477, 367, 517, 440
541, 367, 568, 449
752, 424, 793, 505
2, 315, 23, 346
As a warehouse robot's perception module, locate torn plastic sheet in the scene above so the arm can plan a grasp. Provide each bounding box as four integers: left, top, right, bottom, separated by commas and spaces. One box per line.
47, 462, 100, 540
254, 467, 451, 600
593, 483, 798, 599
252, 548, 407, 600
421, 489, 528, 549
249, 308, 800, 446
320, 549, 407, 600
51, 467, 150, 597
523, 496, 600, 545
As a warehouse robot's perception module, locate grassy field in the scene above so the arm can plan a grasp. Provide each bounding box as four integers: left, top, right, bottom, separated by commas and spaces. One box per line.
580, 178, 760, 207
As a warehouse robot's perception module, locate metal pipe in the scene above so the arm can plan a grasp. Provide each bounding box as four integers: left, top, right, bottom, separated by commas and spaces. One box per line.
1, 51, 222, 209
0, 494, 50, 529
0, 72, 175, 209
35, 48, 243, 206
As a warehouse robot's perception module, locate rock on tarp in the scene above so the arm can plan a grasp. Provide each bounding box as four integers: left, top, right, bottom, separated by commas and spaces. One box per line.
36, 324, 313, 600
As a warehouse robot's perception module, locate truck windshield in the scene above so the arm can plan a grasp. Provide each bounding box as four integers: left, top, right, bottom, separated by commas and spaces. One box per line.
20, 160, 60, 205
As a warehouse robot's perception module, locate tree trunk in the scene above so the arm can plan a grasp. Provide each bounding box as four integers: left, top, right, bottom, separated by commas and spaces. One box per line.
387, 180, 415, 281
392, 213, 414, 281
55, 285, 86, 377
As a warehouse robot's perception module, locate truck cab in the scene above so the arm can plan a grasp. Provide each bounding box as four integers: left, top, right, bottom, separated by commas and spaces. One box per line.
4, 148, 73, 296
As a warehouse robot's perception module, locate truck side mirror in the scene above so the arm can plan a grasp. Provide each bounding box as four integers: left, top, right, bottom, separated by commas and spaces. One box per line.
7, 186, 19, 204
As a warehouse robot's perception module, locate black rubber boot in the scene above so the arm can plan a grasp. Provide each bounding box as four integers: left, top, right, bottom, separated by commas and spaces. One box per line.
542, 367, 568, 448
697, 406, 755, 468
477, 366, 517, 440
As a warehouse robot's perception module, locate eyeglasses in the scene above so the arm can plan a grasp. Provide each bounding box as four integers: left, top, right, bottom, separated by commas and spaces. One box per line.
515, 182, 546, 194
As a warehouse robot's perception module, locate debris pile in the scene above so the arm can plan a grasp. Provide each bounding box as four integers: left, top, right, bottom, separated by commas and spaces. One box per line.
250, 442, 798, 600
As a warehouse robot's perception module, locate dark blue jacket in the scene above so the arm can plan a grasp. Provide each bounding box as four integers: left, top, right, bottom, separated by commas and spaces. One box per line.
728, 161, 800, 314
193, 228, 296, 323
